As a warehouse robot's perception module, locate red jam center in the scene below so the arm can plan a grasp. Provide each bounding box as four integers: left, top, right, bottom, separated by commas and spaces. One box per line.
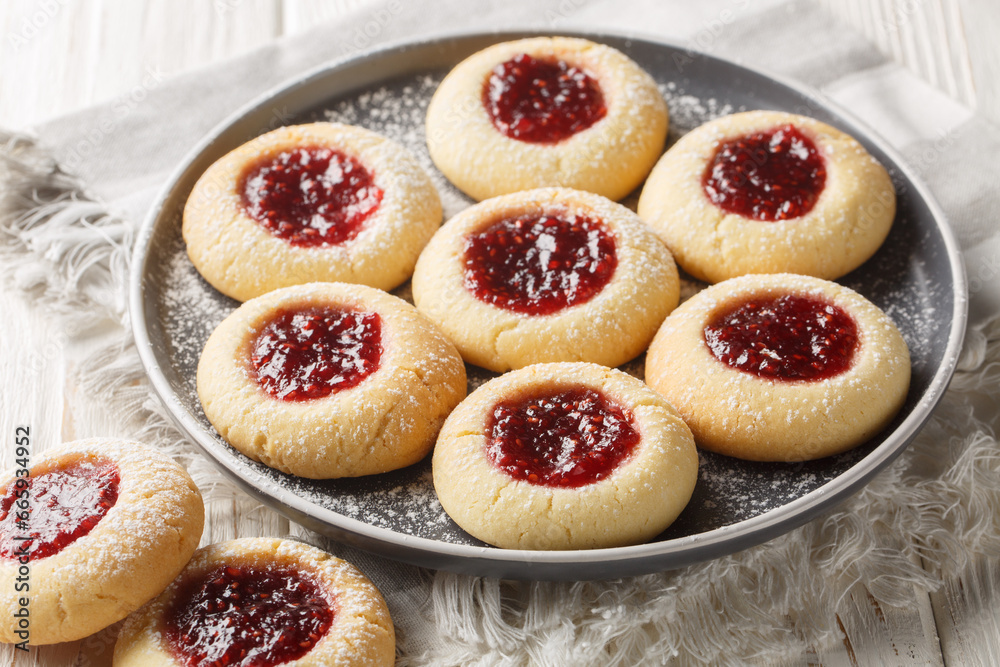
249, 307, 382, 401
0, 458, 120, 561
704, 294, 858, 381
166, 565, 334, 667
463, 213, 617, 316
240, 146, 383, 247
486, 387, 641, 488
483, 53, 608, 144
702, 124, 827, 221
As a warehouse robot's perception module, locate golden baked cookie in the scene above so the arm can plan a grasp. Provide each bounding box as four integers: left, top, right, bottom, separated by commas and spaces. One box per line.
433, 362, 698, 550
183, 122, 442, 301
0, 438, 204, 646
114, 537, 394, 667
411, 187, 679, 372
637, 110, 896, 283
197, 282, 466, 479
645, 273, 911, 461
426, 36, 668, 201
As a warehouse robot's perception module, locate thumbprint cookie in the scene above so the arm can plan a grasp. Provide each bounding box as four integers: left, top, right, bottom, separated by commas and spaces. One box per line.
183, 122, 442, 301
114, 537, 394, 667
0, 438, 204, 645
433, 362, 698, 550
411, 187, 679, 372
637, 110, 896, 283
426, 36, 668, 201
645, 273, 911, 461
197, 282, 466, 479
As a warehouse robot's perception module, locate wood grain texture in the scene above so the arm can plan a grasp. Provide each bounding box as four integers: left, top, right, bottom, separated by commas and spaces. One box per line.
759, 577, 943, 666
0, 0, 283, 130
0, 1, 996, 664
817, 0, 979, 111
957, 0, 1000, 124
0, 294, 66, 458
932, 552, 1000, 665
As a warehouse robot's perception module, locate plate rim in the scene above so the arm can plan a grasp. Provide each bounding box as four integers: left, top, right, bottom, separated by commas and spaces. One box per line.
129, 27, 969, 580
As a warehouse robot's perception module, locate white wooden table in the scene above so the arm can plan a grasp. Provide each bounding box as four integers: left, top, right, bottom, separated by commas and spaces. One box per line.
1, 1, 997, 664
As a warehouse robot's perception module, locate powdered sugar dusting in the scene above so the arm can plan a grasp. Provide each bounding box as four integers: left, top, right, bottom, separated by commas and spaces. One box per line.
659, 80, 740, 137
142, 47, 952, 557
158, 227, 235, 408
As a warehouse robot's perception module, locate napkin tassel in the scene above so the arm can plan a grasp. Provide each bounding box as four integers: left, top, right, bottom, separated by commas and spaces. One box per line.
0, 130, 131, 330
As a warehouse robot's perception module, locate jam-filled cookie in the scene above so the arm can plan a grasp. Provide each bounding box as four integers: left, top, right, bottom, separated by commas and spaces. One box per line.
114, 537, 394, 667
411, 188, 679, 372
637, 111, 896, 283
426, 37, 668, 202
183, 122, 442, 301
433, 362, 698, 550
0, 438, 204, 646
197, 282, 466, 479
645, 273, 911, 461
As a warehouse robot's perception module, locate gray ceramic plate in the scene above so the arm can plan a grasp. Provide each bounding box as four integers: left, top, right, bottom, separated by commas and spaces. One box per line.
131, 30, 967, 580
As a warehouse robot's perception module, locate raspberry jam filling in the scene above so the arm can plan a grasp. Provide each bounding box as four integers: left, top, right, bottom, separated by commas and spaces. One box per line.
704, 294, 859, 381
483, 53, 607, 144
240, 146, 383, 247
0, 457, 120, 561
486, 386, 641, 488
249, 306, 382, 401
702, 124, 827, 221
463, 213, 617, 316
166, 564, 334, 667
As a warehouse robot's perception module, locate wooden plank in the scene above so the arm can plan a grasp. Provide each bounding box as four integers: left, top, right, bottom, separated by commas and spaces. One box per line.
938, 0, 978, 109
831, 587, 942, 666
931, 554, 1000, 667
0, 295, 67, 666
958, 0, 1000, 123
0, 0, 282, 130
0, 293, 66, 468
814, 0, 978, 112
0, 2, 101, 130
761, 582, 943, 666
